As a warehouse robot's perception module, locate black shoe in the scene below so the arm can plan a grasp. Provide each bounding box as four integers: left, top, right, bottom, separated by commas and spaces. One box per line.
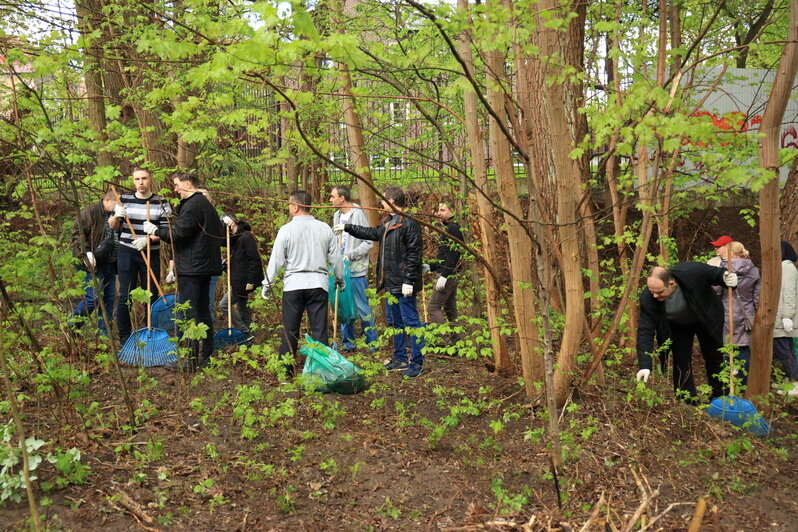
384, 358, 410, 371
403, 364, 423, 378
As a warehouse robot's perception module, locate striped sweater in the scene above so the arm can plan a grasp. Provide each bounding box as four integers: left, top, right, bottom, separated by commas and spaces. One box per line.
119, 193, 172, 252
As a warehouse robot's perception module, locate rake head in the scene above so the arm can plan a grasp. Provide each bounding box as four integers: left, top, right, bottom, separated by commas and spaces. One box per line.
213, 327, 250, 351
151, 294, 176, 332
118, 327, 177, 367
706, 395, 772, 437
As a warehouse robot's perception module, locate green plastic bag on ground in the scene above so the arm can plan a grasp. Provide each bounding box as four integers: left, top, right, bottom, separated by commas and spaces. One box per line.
300, 335, 366, 394
329, 261, 357, 324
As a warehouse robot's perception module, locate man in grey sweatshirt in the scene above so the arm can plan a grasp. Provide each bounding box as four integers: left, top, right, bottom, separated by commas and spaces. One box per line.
262, 190, 344, 377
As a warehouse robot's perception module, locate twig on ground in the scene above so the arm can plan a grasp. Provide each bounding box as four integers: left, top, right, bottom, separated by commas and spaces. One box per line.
578, 490, 605, 532
621, 488, 660, 532
638, 502, 694, 532
687, 496, 707, 532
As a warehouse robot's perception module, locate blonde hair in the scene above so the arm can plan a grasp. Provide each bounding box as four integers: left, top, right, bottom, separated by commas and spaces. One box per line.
729, 241, 750, 258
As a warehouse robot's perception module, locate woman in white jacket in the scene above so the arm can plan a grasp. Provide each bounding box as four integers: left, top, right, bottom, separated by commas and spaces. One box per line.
773, 240, 798, 396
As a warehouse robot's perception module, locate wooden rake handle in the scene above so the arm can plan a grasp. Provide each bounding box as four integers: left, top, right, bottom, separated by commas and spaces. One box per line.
727, 246, 735, 396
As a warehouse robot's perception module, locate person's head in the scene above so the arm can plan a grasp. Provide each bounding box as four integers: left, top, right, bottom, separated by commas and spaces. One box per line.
711, 235, 733, 258
102, 190, 116, 213
646, 266, 677, 302
717, 241, 749, 260
173, 172, 200, 199
289, 190, 312, 216
131, 167, 153, 196
197, 186, 213, 203
435, 200, 454, 221
782, 240, 798, 262
329, 185, 351, 208
381, 186, 406, 211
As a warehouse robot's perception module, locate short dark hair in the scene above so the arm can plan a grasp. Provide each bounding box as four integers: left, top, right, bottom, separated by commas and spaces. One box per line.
290, 190, 312, 213
438, 198, 454, 211
332, 185, 351, 202
174, 171, 200, 187
383, 186, 406, 208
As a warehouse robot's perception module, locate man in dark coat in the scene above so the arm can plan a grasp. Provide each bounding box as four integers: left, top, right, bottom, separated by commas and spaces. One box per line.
334, 186, 425, 378
143, 172, 224, 367
636, 262, 739, 400
219, 216, 263, 336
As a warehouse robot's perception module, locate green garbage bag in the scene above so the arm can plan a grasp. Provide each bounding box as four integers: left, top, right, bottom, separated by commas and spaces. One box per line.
329, 261, 357, 324
300, 335, 366, 394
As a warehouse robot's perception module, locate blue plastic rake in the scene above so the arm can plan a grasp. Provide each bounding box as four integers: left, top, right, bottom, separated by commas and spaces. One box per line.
151, 294, 176, 332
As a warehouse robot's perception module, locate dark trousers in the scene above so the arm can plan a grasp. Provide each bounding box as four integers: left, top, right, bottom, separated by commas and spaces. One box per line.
670, 321, 725, 400
117, 247, 160, 341
219, 290, 252, 334
428, 276, 459, 324
177, 275, 214, 360
72, 262, 117, 334
773, 337, 798, 380
280, 288, 329, 370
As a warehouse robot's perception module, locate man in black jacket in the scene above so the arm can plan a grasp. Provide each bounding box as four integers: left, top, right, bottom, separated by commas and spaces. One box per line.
427, 200, 463, 330
144, 172, 224, 367
636, 263, 738, 400
334, 186, 426, 378
219, 216, 263, 336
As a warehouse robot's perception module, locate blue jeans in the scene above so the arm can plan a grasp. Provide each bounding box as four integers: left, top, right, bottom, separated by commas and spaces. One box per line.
341, 275, 378, 349
386, 294, 425, 366
72, 262, 116, 334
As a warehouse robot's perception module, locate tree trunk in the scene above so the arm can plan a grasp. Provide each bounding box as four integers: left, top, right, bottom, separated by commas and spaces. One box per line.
748, 1, 798, 400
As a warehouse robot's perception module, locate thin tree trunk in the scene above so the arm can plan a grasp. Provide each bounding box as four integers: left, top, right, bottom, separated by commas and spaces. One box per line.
748, 1, 798, 400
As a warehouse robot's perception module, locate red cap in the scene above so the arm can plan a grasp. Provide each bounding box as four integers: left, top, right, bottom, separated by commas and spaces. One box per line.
711, 235, 733, 247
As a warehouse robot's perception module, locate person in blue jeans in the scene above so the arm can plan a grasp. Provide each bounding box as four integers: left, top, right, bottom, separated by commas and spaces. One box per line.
329, 185, 378, 351
334, 186, 425, 378
71, 190, 120, 335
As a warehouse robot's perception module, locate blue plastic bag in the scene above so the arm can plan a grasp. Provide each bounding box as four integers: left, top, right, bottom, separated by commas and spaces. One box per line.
329, 262, 357, 324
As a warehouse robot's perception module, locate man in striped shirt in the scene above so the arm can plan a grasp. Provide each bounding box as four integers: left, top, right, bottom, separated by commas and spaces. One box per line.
109, 167, 172, 343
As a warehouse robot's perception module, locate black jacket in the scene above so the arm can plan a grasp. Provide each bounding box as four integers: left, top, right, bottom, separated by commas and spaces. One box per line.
431, 219, 463, 277
154, 192, 223, 276
229, 222, 264, 295
637, 262, 726, 370
345, 213, 423, 295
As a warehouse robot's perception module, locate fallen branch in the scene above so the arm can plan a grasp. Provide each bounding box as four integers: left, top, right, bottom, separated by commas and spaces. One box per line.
621, 488, 660, 532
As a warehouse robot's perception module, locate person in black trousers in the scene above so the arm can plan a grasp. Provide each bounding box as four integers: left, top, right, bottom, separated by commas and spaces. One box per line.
219, 215, 264, 336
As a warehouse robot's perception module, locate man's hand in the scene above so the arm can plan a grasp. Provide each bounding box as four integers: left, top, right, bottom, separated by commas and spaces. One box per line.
113, 204, 127, 218
261, 282, 271, 300
723, 271, 738, 288
166, 269, 176, 284
401, 283, 413, 297
783, 318, 794, 333
332, 223, 345, 234
421, 263, 431, 274
132, 237, 148, 251
142, 221, 158, 235
636, 369, 651, 383
222, 215, 235, 227
245, 283, 254, 291
335, 278, 346, 291
86, 252, 96, 268
435, 276, 447, 292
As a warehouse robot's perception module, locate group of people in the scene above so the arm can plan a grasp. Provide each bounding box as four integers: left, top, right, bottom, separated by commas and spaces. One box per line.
72, 173, 464, 377
635, 235, 798, 400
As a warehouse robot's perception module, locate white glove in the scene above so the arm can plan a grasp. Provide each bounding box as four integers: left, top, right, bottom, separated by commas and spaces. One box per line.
421, 263, 431, 274
723, 272, 738, 288
222, 215, 234, 227
435, 276, 447, 292
401, 283, 413, 297
332, 223, 345, 234
142, 221, 158, 235
636, 369, 651, 383
113, 204, 127, 218
166, 269, 176, 284
261, 283, 270, 300
132, 237, 148, 251
85, 251, 96, 268
783, 318, 794, 333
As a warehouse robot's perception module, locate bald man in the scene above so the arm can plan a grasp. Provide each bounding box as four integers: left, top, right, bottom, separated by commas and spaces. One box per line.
636, 263, 738, 401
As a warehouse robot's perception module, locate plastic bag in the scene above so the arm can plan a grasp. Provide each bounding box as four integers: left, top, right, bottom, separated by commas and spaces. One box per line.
300, 335, 366, 394
329, 261, 357, 324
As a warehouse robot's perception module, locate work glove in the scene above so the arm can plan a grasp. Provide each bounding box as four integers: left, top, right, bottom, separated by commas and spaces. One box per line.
635, 369, 651, 383
132, 237, 148, 251
222, 215, 235, 227
332, 223, 345, 234
142, 221, 158, 235
166, 269, 176, 284
783, 318, 794, 333
261, 282, 271, 300
113, 204, 127, 218
435, 276, 447, 292
723, 271, 738, 288
401, 283, 413, 297
421, 263, 431, 274
85, 252, 96, 268
245, 283, 254, 291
